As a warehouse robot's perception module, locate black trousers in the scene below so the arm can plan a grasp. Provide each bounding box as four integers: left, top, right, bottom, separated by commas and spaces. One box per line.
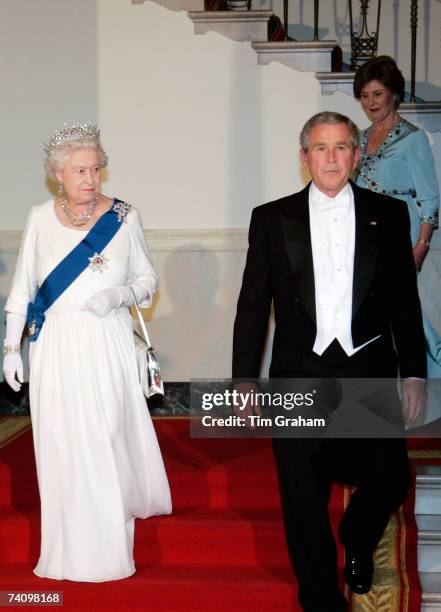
271, 340, 411, 611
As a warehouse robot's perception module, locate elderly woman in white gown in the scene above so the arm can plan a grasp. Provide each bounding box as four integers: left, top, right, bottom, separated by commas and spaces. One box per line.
2, 123, 171, 582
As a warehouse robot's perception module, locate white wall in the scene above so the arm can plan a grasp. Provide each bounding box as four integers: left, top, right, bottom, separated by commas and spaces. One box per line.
98, 0, 320, 228
0, 0, 97, 230
98, 0, 395, 228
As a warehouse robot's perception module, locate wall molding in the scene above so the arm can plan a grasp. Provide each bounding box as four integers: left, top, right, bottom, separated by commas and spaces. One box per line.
0, 228, 249, 253
145, 228, 248, 251
3, 225, 441, 253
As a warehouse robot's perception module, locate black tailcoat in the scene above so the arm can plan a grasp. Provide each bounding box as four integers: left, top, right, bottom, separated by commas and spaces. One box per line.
233, 181, 426, 380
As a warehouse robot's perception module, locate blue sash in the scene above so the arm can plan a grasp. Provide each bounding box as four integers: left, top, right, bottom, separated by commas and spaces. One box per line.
27, 199, 130, 342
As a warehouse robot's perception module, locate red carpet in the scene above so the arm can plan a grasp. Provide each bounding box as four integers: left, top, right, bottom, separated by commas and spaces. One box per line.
0, 418, 423, 611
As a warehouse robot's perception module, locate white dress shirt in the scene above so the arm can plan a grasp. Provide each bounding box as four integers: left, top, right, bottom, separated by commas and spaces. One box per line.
309, 182, 380, 356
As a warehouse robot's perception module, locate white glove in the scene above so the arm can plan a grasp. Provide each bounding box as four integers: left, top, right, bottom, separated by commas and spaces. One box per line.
82, 284, 150, 317
3, 312, 26, 392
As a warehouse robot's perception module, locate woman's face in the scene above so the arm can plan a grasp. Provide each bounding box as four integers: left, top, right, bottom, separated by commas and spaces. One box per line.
56, 147, 101, 204
359, 79, 396, 124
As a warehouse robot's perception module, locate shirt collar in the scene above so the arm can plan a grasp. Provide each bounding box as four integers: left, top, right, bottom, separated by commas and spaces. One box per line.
310, 182, 352, 213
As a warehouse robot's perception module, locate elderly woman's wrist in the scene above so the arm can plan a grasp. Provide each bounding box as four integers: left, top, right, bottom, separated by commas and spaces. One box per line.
3, 341, 21, 355
130, 283, 152, 307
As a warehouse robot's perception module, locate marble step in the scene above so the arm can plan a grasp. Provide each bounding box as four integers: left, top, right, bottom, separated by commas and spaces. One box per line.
421, 572, 441, 609
132, 0, 205, 11
416, 465, 441, 514
188, 10, 273, 42
315, 71, 355, 95
418, 514, 441, 573
399, 101, 441, 132
252, 41, 337, 73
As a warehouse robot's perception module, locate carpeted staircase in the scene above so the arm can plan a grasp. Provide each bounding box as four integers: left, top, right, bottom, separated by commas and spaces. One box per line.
0, 418, 424, 611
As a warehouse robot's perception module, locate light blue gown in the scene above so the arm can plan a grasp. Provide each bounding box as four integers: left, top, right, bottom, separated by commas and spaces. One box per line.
355, 118, 441, 389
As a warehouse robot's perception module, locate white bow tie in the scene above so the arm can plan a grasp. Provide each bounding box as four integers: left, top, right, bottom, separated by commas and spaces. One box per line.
315, 194, 350, 213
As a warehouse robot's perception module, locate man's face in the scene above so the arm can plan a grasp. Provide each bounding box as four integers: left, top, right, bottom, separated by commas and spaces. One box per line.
300, 123, 360, 198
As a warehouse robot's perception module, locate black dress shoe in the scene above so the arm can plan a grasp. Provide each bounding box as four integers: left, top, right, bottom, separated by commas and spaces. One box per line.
344, 548, 374, 595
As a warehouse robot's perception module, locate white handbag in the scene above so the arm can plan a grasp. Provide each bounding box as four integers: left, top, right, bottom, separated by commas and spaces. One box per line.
131, 288, 164, 397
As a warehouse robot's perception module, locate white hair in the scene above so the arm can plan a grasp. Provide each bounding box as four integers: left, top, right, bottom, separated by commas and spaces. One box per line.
45, 138, 108, 181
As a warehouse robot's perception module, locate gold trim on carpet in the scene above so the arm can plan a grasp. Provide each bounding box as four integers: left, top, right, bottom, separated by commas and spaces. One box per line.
0, 415, 190, 448
351, 511, 407, 611
408, 450, 441, 459
151, 416, 199, 420
342, 482, 415, 612
0, 416, 32, 448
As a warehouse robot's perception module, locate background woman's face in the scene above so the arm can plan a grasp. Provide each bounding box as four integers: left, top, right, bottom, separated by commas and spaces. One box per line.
360, 79, 396, 124
56, 147, 101, 204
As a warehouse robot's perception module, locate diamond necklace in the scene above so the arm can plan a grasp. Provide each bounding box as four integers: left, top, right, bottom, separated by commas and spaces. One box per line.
61, 197, 97, 227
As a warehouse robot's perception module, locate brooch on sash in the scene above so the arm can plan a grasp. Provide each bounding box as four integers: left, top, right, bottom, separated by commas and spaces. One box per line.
26, 301, 44, 342
88, 252, 109, 273
29, 320, 38, 338
112, 201, 131, 223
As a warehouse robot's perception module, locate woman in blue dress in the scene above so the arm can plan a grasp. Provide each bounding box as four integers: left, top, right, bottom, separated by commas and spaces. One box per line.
353, 56, 441, 416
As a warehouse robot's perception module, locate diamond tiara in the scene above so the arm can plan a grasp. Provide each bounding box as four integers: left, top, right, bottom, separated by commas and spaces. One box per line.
44, 122, 100, 153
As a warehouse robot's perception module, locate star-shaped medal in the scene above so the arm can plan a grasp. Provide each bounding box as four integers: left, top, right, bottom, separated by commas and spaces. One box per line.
88, 252, 109, 273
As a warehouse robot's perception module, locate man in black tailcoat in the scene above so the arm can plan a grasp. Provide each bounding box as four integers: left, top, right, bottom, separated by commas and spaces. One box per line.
232, 112, 426, 611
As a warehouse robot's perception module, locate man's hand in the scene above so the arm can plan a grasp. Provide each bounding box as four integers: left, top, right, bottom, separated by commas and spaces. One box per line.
402, 378, 426, 425
233, 382, 262, 429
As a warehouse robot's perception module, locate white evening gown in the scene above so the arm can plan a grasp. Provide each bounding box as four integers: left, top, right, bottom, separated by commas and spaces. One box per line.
5, 200, 172, 582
